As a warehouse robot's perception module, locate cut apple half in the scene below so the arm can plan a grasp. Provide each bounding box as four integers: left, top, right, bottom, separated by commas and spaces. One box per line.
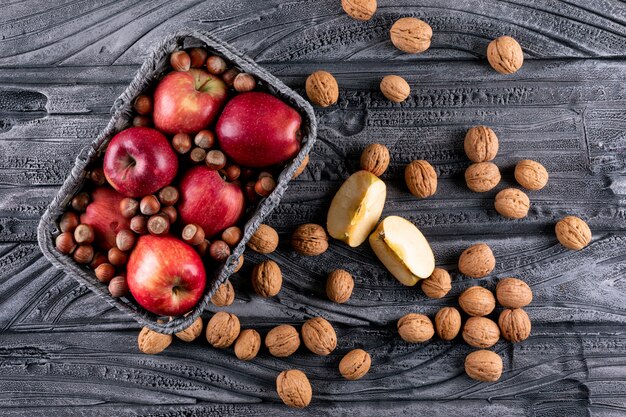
369, 216, 435, 286
327, 170, 387, 247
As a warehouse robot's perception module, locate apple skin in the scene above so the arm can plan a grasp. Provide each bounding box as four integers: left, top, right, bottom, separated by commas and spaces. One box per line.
103, 127, 178, 198
80, 186, 130, 250
216, 92, 302, 167
177, 166, 245, 238
153, 69, 228, 134
127, 235, 206, 317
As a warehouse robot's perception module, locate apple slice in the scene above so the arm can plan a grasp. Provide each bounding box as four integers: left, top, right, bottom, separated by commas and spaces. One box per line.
327, 170, 386, 247
369, 216, 435, 286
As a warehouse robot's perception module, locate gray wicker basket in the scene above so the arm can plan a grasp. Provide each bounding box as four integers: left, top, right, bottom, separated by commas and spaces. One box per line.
37, 29, 317, 334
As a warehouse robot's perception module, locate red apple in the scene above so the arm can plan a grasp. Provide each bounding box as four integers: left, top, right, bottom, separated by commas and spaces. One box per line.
216, 92, 302, 167
153, 69, 228, 134
104, 127, 178, 198
177, 166, 245, 237
127, 235, 206, 316
80, 187, 130, 250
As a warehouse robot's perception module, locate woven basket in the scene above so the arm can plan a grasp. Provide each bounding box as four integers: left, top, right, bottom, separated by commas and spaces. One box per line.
37, 29, 317, 334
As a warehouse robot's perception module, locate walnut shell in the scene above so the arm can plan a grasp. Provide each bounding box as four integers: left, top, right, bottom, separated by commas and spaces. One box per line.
138, 327, 172, 355
464, 126, 499, 162
305, 71, 338, 107
341, 0, 377, 21
487, 36, 523, 74
496, 277, 532, 308
293, 154, 309, 179
205, 311, 240, 348
514, 159, 548, 190
462, 316, 500, 348
495, 188, 530, 219
458, 243, 495, 278
390, 17, 432, 54
247, 224, 279, 254
291, 223, 328, 256
555, 216, 592, 250
459, 286, 496, 317
210, 280, 235, 307
175, 316, 204, 342
498, 308, 531, 342
326, 269, 355, 303
302, 317, 337, 355
405, 160, 437, 198
276, 369, 312, 408
435, 307, 462, 341
252, 260, 282, 297
339, 349, 371, 380
360, 143, 390, 176
421, 268, 451, 299
265, 324, 301, 357
465, 162, 501, 192
380, 75, 410, 103
234, 329, 261, 361
465, 350, 503, 382
397, 313, 434, 343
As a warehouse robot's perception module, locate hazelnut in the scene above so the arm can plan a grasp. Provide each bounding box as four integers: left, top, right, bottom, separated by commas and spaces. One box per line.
147, 214, 170, 236
462, 316, 500, 348
465, 162, 501, 192
205, 311, 240, 348
172, 133, 192, 154
555, 215, 591, 250
55, 232, 76, 254
302, 317, 337, 355
222, 68, 240, 86
341, 0, 377, 21
293, 154, 310, 179
138, 327, 172, 355
161, 206, 177, 224
465, 350, 502, 382
487, 36, 523, 74
133, 94, 153, 115
115, 229, 136, 252
59, 212, 79, 233
119, 197, 139, 218
140, 195, 160, 216
434, 307, 462, 341
234, 329, 261, 361
458, 243, 495, 278
244, 181, 258, 204
73, 245, 94, 264
211, 280, 235, 307
233, 73, 256, 92
158, 186, 179, 206
192, 130, 215, 150
222, 164, 241, 182
89, 167, 106, 185
397, 313, 434, 343
380, 75, 410, 103
252, 260, 282, 297
421, 268, 451, 299
265, 324, 300, 357
499, 308, 531, 342
360, 143, 390, 177
197, 239, 210, 257
390, 17, 432, 54
94, 262, 115, 283
89, 252, 108, 269
514, 160, 548, 191
206, 55, 227, 75
175, 316, 204, 342
182, 224, 205, 246
255, 176, 276, 197
495, 188, 530, 219
326, 269, 354, 303
188, 47, 208, 68
291, 224, 328, 256
276, 370, 312, 408
405, 160, 437, 198
170, 50, 191, 71
132, 115, 151, 127
464, 126, 498, 162
209, 240, 231, 262
130, 215, 148, 235
496, 277, 532, 308
305, 71, 339, 107
222, 226, 243, 248
108, 247, 128, 267
205, 149, 227, 170
71, 192, 90, 212
74, 224, 95, 244
108, 275, 129, 297
190, 147, 207, 163
458, 286, 496, 317
339, 349, 371, 380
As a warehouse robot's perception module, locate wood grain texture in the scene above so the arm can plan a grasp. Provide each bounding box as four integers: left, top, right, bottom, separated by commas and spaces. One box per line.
2, 0, 626, 415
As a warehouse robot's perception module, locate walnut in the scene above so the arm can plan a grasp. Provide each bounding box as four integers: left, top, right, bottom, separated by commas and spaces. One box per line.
360, 143, 390, 176
341, 0, 377, 21
380, 75, 411, 103
137, 327, 172, 355
555, 216, 592, 250
390, 17, 432, 54
464, 126, 499, 162
175, 316, 203, 342
496, 277, 533, 308
397, 313, 434, 343
276, 369, 312, 408
458, 286, 496, 317
326, 269, 354, 303
458, 243, 495, 278
514, 159, 548, 190
339, 348, 371, 380
465, 350, 503, 382
265, 324, 301, 357
487, 36, 524, 74
291, 223, 329, 256
495, 188, 530, 219
405, 160, 437, 198
210, 280, 235, 307
205, 311, 240, 349
301, 317, 337, 355
434, 307, 461, 341
465, 162, 501, 192
305, 71, 338, 107
293, 154, 309, 179
252, 260, 282, 297
247, 224, 279, 254
498, 308, 531, 342
421, 268, 451, 299
462, 316, 500, 348
234, 329, 261, 361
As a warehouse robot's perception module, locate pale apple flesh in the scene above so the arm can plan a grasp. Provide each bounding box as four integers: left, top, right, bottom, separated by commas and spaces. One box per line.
327, 170, 386, 247
369, 216, 435, 286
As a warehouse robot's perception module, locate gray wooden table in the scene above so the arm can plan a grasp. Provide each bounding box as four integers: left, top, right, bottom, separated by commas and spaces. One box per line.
2, 1, 626, 415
